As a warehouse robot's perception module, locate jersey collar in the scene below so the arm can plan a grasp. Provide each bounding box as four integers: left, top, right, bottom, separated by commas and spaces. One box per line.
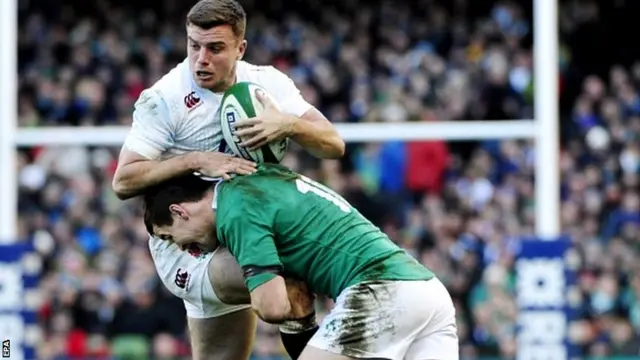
211, 180, 222, 210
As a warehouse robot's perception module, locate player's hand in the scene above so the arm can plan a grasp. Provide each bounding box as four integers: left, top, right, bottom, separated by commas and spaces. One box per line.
285, 278, 316, 319
193, 152, 257, 180
233, 90, 296, 150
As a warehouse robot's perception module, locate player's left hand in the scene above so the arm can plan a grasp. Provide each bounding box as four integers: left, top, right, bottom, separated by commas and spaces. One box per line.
233, 90, 295, 150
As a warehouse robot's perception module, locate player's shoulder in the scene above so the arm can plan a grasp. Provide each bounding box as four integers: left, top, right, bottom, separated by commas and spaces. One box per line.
147, 58, 192, 96
237, 61, 294, 89
237, 60, 281, 77
133, 87, 168, 116
216, 178, 250, 213
216, 177, 265, 217
218, 166, 295, 208
134, 59, 200, 121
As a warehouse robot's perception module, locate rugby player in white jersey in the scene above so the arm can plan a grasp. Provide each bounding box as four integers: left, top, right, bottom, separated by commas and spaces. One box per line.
111, 0, 345, 359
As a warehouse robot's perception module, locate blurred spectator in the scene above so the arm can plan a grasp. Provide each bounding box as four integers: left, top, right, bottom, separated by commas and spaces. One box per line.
15, 0, 640, 358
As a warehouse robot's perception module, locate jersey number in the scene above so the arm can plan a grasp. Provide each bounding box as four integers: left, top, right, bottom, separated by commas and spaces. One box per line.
295, 176, 351, 213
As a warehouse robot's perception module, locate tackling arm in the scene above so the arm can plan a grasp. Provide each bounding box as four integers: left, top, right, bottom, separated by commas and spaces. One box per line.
112, 89, 195, 199
249, 274, 292, 323
209, 249, 315, 324
248, 274, 316, 324
220, 201, 301, 323
113, 150, 201, 200
218, 188, 319, 324
208, 247, 317, 313
112, 90, 255, 199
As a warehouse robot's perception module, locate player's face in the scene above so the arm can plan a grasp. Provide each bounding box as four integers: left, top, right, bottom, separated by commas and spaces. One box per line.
186, 24, 246, 92
153, 203, 218, 252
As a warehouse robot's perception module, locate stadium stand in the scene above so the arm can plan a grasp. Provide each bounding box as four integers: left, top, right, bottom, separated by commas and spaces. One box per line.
15, 0, 639, 358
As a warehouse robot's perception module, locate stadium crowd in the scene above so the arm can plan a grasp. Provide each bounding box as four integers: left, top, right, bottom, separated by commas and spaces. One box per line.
14, 0, 640, 358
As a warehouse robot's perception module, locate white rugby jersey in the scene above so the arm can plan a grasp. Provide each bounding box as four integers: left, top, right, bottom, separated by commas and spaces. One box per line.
123, 58, 313, 159
128, 59, 314, 318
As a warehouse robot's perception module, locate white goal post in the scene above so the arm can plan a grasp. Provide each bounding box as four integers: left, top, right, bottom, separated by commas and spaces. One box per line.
13, 121, 535, 145
0, 0, 18, 244
1, 0, 559, 243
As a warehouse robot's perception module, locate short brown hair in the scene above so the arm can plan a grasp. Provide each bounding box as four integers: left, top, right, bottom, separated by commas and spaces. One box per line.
142, 175, 214, 236
186, 0, 246, 38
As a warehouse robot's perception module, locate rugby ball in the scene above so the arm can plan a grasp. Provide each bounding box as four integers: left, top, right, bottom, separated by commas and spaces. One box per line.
220, 82, 289, 163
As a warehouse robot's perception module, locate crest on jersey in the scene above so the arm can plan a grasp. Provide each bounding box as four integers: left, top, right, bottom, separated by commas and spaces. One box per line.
184, 91, 202, 110
187, 246, 205, 259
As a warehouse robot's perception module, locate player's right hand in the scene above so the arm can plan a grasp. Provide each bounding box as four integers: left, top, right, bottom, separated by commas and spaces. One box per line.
193, 152, 257, 180
285, 278, 316, 319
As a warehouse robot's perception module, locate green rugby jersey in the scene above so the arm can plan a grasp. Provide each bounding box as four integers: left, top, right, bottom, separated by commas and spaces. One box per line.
215, 164, 434, 299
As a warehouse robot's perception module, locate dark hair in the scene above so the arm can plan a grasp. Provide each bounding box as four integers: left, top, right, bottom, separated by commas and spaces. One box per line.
186, 0, 246, 38
143, 175, 214, 236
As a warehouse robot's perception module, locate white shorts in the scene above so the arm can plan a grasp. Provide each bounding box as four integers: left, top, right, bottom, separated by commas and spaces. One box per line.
148, 236, 250, 318
309, 278, 458, 360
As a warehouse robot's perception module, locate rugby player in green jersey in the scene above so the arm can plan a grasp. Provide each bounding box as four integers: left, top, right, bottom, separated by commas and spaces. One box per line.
143, 164, 458, 360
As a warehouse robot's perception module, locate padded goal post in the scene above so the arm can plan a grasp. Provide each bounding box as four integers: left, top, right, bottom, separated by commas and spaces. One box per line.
516, 238, 580, 359
0, 243, 40, 360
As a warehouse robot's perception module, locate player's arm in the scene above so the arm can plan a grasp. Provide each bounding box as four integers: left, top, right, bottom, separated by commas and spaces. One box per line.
209, 247, 314, 307
276, 70, 345, 159
112, 89, 195, 199
112, 90, 255, 199
250, 274, 291, 323
290, 107, 345, 159
113, 150, 202, 200
209, 247, 317, 359
238, 236, 291, 323
267, 67, 345, 159
222, 204, 296, 323
237, 68, 345, 159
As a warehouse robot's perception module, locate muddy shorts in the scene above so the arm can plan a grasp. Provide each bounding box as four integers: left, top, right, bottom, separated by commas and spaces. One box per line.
308, 278, 458, 359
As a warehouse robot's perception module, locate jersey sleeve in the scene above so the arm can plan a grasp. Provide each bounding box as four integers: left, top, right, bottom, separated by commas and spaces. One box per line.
263, 67, 313, 117
219, 195, 283, 292
123, 89, 175, 159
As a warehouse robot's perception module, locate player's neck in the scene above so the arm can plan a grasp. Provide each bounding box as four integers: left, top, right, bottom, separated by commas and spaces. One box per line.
208, 64, 238, 94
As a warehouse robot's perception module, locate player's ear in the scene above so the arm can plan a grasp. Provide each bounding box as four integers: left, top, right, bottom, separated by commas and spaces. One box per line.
237, 39, 247, 60
169, 204, 188, 220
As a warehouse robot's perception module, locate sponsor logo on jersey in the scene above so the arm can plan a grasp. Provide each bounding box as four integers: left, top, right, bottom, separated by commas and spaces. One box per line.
184, 91, 202, 110
174, 268, 190, 290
